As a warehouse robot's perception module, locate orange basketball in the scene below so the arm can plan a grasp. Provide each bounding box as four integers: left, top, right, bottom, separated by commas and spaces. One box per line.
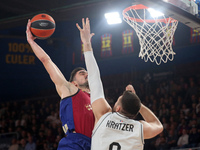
30, 13, 56, 39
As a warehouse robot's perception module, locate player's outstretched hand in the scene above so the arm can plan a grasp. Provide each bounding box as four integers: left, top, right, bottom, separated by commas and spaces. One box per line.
126, 84, 136, 94
26, 19, 36, 43
76, 18, 95, 45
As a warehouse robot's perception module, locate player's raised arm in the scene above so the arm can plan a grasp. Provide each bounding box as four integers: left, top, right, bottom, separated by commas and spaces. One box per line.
139, 104, 163, 139
125, 84, 163, 139
26, 19, 77, 98
76, 18, 112, 123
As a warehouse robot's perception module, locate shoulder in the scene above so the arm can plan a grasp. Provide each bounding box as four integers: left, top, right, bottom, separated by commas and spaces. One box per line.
95, 112, 112, 124
58, 82, 79, 99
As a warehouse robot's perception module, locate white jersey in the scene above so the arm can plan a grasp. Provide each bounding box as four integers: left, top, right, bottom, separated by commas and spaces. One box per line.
91, 112, 144, 150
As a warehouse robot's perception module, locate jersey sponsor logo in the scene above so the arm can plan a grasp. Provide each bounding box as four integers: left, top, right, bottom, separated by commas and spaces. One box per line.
85, 104, 92, 111
106, 120, 134, 132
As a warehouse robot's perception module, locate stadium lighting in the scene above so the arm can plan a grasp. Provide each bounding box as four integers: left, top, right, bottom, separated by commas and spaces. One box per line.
147, 8, 164, 18
104, 12, 122, 25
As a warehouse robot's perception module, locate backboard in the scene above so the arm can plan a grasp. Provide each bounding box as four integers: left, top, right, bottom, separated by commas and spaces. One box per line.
133, 0, 200, 31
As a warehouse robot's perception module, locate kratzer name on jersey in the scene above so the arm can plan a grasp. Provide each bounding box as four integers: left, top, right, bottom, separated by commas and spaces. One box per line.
106, 120, 134, 132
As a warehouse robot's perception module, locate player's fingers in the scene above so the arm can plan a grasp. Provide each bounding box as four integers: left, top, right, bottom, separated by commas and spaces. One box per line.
86, 18, 90, 29
91, 33, 95, 38
26, 19, 31, 31
26, 23, 32, 38
26, 20, 36, 40
82, 18, 85, 29
76, 23, 82, 31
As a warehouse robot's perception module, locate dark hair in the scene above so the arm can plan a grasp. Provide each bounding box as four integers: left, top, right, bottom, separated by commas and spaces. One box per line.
69, 67, 86, 82
120, 91, 141, 119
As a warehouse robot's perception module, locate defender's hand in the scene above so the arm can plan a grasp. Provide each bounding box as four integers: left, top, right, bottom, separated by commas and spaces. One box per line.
76, 18, 95, 44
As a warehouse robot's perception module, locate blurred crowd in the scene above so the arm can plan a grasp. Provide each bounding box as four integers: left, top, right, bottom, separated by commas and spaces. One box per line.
0, 74, 200, 150
0, 97, 64, 150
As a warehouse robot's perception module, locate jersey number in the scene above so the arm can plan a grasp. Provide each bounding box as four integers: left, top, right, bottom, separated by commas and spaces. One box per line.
109, 142, 121, 150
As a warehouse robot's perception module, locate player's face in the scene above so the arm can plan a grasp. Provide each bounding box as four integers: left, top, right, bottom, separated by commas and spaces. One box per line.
74, 70, 89, 88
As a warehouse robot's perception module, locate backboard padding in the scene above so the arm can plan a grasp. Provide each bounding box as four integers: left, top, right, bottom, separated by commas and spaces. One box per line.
133, 0, 200, 31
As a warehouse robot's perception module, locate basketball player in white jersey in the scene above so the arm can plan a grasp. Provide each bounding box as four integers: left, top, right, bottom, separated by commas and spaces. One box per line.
76, 18, 163, 150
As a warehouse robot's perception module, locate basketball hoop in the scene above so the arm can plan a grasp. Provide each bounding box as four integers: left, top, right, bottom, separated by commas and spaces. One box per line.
123, 4, 178, 65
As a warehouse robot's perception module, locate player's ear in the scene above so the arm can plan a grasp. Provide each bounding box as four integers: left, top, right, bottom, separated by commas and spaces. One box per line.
115, 105, 121, 112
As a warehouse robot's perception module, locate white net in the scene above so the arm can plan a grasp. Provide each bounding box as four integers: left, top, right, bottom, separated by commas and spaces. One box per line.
123, 5, 178, 65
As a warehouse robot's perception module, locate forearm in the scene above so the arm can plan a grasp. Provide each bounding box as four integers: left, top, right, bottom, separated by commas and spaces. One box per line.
140, 104, 162, 126
84, 50, 105, 103
28, 40, 50, 62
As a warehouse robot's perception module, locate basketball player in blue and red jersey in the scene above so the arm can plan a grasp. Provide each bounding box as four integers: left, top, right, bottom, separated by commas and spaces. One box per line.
77, 18, 163, 150
26, 19, 94, 150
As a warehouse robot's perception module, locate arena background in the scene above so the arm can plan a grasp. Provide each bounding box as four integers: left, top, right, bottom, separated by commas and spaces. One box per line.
0, 0, 200, 150
0, 15, 200, 101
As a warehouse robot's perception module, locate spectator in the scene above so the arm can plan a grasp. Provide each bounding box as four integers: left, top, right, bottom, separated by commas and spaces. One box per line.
191, 94, 198, 104
177, 128, 189, 148
155, 132, 165, 149
43, 142, 50, 150
8, 138, 19, 150
52, 142, 58, 150
18, 138, 27, 150
167, 129, 178, 148
25, 135, 36, 150
161, 117, 169, 130
55, 135, 62, 144
169, 116, 178, 132
181, 104, 190, 116
170, 108, 179, 123
21, 130, 28, 140
177, 118, 188, 135
156, 136, 169, 150
177, 96, 184, 110
46, 111, 57, 124
188, 126, 200, 148
159, 103, 169, 118
36, 130, 46, 150
184, 78, 199, 106
46, 128, 55, 143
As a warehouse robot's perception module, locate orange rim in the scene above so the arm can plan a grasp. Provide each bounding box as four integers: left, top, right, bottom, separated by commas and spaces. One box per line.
123, 4, 177, 23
